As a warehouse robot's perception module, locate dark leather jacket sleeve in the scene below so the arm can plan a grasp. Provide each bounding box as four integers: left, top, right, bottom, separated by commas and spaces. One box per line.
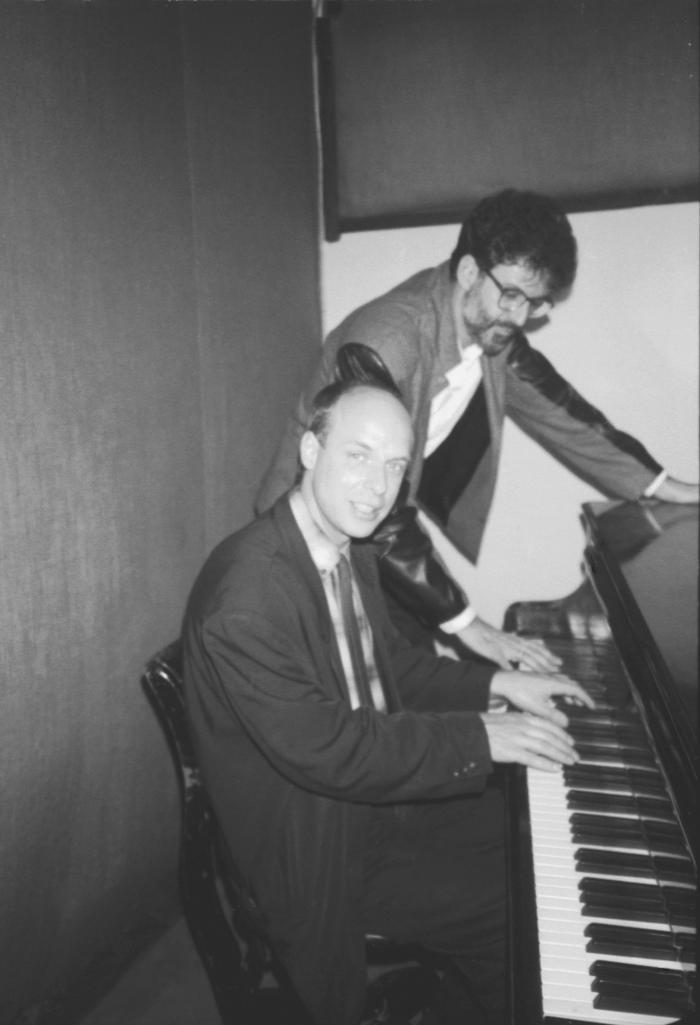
371, 483, 469, 629
506, 334, 663, 483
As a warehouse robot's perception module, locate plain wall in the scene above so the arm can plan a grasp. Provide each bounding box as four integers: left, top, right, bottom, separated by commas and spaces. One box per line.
0, 5, 320, 1022
321, 202, 699, 625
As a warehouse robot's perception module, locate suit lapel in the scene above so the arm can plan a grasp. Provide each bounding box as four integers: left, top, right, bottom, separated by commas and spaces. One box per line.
270, 497, 351, 704
481, 347, 507, 478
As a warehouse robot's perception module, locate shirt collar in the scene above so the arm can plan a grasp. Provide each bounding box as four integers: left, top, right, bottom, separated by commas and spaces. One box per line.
448, 342, 483, 380
289, 488, 348, 576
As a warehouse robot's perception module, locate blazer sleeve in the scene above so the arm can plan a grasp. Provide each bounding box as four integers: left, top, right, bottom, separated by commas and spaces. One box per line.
505, 335, 662, 497
195, 601, 493, 805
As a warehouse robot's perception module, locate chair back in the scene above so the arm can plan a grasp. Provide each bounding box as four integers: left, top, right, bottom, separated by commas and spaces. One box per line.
141, 641, 309, 1024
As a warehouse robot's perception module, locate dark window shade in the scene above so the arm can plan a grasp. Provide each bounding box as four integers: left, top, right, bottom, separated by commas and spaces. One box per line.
319, 0, 699, 239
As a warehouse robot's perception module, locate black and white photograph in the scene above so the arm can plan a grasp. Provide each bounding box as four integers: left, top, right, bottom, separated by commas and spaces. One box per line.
1, 3, 696, 1025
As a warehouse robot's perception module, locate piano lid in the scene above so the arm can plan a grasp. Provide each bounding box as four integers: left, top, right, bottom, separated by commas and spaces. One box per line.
583, 500, 698, 863
586, 500, 698, 738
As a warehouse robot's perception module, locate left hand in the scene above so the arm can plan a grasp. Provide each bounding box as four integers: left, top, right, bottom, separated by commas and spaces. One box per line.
490, 670, 595, 727
458, 616, 562, 673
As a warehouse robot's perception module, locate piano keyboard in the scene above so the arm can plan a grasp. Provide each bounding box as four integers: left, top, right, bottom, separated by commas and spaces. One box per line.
526, 636, 696, 1024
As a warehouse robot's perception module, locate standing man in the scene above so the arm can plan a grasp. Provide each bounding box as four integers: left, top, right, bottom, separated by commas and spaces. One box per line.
256, 189, 698, 671
183, 378, 592, 1025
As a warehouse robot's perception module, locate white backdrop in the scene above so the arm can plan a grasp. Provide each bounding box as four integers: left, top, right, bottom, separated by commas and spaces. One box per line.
321, 203, 699, 626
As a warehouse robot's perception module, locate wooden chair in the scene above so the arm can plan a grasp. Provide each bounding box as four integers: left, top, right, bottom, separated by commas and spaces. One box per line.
141, 641, 441, 1025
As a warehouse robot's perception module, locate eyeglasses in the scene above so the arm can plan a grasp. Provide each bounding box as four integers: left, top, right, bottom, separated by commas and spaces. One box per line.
482, 266, 553, 318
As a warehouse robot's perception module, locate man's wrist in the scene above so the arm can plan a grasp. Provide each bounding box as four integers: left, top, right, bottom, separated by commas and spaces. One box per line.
488, 671, 509, 698
440, 606, 477, 634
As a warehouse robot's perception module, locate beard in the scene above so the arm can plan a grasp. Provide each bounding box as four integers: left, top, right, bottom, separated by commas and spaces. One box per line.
475, 320, 518, 356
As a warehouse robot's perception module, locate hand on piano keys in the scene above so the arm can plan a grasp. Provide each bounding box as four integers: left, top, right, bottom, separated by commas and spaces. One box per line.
458, 615, 564, 673
490, 670, 596, 727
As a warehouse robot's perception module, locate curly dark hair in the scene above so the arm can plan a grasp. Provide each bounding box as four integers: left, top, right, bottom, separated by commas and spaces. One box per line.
449, 189, 577, 295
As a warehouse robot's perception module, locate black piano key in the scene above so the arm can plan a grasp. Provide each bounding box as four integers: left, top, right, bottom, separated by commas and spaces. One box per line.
558, 708, 628, 725
558, 703, 641, 725
575, 848, 695, 883
585, 923, 697, 964
570, 812, 685, 842
575, 834, 686, 858
579, 877, 688, 898
564, 762, 662, 781
580, 891, 665, 915
580, 883, 695, 926
669, 908, 697, 928
580, 887, 671, 922
579, 880, 697, 926
575, 730, 650, 747
582, 885, 668, 910
567, 722, 648, 744
584, 922, 688, 962
570, 725, 646, 744
573, 831, 684, 854
573, 831, 641, 851
593, 986, 693, 1016
575, 744, 657, 768
664, 897, 698, 928
583, 903, 668, 922
564, 765, 667, 796
567, 790, 676, 820
592, 981, 694, 1011
566, 711, 644, 728
590, 959, 693, 993
575, 740, 653, 759
666, 890, 698, 917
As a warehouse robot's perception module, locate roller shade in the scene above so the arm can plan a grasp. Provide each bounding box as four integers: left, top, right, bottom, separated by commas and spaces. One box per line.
318, 0, 699, 238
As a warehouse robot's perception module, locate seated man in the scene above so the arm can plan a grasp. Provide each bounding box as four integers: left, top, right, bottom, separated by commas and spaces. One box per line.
182, 377, 592, 1025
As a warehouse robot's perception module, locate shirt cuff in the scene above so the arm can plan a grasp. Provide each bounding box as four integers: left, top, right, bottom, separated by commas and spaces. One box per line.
643, 470, 667, 497
440, 605, 477, 634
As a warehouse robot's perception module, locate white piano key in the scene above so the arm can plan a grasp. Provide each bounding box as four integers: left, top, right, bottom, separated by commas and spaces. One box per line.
543, 996, 680, 1025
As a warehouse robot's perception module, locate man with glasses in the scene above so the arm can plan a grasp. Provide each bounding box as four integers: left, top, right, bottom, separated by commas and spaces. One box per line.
257, 189, 697, 670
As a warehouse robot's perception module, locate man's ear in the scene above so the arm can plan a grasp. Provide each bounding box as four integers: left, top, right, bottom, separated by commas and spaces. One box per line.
299, 430, 320, 470
455, 254, 480, 292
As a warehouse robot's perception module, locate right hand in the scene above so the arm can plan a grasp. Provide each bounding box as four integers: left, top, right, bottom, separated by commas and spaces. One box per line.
458, 616, 563, 673
480, 710, 579, 771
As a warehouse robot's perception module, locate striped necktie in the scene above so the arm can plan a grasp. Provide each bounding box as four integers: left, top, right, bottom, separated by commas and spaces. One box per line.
335, 554, 375, 708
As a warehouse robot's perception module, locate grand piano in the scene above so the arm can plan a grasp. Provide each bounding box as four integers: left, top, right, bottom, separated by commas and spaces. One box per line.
504, 500, 697, 1025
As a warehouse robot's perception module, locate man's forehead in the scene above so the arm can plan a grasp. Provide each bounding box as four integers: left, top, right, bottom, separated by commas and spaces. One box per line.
496, 260, 551, 292
330, 389, 412, 448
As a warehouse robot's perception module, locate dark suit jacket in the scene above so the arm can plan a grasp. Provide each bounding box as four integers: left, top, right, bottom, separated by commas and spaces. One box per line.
182, 496, 497, 1024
